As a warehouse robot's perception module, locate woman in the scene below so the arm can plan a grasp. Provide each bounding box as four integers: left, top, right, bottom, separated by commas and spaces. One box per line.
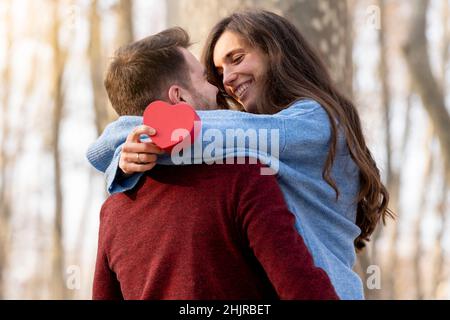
87, 10, 392, 299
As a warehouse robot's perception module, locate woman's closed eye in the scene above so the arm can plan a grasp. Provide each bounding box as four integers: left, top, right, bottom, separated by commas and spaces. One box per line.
232, 55, 244, 64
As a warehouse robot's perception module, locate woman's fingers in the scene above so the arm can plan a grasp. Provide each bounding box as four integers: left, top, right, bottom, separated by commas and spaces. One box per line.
122, 142, 164, 154
120, 162, 157, 174
122, 152, 158, 164
120, 150, 158, 174
119, 125, 165, 175
126, 125, 157, 143
120, 149, 159, 174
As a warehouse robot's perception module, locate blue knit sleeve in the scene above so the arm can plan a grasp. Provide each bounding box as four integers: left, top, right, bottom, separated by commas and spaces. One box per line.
86, 99, 325, 194
86, 116, 143, 173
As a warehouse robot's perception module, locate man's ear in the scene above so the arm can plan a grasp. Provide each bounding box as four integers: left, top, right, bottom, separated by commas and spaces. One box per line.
167, 85, 186, 104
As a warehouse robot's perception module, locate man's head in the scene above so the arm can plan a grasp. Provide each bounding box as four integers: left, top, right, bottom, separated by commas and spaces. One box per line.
105, 27, 218, 116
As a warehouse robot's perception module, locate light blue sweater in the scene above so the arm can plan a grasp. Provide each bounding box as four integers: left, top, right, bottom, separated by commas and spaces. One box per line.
86, 99, 364, 299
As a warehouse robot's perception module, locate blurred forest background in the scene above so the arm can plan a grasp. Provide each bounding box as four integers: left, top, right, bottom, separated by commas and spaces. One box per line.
0, 0, 449, 300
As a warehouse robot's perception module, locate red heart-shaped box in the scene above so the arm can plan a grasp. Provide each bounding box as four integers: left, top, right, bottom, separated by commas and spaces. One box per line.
143, 101, 201, 153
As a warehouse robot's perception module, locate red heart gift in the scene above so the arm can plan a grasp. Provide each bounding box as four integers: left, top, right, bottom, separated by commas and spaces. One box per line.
143, 101, 201, 153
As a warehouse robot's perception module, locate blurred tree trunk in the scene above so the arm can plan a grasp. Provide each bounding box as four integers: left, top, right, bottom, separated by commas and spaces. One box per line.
433, 163, 448, 298
1, 0, 41, 299
433, 0, 449, 298
116, 0, 134, 46
19, 2, 44, 299
0, 0, 13, 300
442, 0, 449, 86
382, 92, 413, 300
372, 0, 407, 300
280, 0, 353, 97
50, 0, 67, 300
403, 0, 450, 185
369, 0, 392, 300
89, 0, 115, 134
378, 0, 393, 194
413, 132, 434, 299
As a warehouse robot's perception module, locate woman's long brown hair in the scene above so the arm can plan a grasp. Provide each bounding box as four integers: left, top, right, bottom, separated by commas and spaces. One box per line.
202, 10, 394, 250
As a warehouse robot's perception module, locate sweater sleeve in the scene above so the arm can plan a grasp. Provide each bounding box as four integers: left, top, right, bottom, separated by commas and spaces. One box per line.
86, 99, 324, 194
92, 208, 123, 300
87, 109, 286, 194
86, 116, 143, 173
236, 164, 339, 300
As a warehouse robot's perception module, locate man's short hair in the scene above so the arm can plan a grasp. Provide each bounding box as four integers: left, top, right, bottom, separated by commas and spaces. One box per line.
105, 27, 192, 116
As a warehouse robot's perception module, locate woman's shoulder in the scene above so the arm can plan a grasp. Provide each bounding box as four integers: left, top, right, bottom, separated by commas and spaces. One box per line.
275, 99, 330, 129
276, 99, 326, 118
278, 99, 350, 155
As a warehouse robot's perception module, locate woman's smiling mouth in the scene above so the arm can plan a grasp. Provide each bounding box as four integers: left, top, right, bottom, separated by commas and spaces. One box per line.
234, 80, 252, 99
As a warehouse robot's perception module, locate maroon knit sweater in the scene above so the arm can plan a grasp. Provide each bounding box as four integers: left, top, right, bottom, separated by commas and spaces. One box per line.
93, 163, 338, 300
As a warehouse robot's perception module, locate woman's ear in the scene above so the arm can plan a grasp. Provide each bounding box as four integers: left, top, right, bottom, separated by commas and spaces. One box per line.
168, 85, 188, 104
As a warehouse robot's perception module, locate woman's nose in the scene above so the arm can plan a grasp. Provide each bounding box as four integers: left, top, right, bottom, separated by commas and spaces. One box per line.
223, 68, 238, 87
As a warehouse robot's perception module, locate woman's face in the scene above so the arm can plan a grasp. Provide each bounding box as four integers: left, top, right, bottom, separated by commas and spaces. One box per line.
213, 31, 268, 113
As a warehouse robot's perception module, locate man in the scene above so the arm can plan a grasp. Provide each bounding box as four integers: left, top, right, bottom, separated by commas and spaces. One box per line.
91, 27, 338, 299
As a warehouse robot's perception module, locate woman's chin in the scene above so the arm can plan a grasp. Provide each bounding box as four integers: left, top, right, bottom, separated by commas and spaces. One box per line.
244, 109, 258, 114
243, 102, 259, 114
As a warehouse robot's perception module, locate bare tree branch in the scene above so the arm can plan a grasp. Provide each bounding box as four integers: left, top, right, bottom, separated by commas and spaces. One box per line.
89, 0, 115, 134
0, 0, 13, 299
413, 129, 434, 299
116, 0, 134, 46
50, 0, 67, 299
432, 0, 450, 298
403, 0, 450, 184
281, 0, 353, 96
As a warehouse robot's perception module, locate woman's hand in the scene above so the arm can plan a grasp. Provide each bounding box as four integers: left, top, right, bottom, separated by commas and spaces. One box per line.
119, 125, 165, 175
